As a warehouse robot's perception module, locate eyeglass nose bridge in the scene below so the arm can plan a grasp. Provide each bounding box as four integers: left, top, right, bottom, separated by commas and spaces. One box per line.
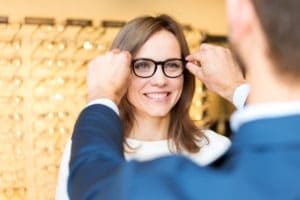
151, 61, 168, 77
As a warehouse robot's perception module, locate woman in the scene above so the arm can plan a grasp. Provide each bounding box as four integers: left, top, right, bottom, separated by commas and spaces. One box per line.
56, 14, 244, 200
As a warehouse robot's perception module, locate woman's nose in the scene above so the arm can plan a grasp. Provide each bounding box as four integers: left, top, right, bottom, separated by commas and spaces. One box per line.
150, 65, 167, 86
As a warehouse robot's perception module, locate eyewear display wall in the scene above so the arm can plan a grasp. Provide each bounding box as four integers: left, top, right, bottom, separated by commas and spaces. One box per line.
0, 17, 231, 200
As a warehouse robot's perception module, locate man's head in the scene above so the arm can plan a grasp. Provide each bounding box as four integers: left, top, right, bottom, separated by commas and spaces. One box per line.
227, 0, 300, 80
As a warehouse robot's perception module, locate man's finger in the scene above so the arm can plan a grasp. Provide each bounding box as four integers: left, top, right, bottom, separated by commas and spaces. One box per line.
186, 62, 205, 81
111, 48, 121, 54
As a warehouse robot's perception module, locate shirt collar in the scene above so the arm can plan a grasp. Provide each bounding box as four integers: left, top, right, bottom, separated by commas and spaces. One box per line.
230, 101, 300, 132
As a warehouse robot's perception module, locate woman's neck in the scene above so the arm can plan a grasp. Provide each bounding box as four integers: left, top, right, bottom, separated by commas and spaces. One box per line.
129, 114, 170, 141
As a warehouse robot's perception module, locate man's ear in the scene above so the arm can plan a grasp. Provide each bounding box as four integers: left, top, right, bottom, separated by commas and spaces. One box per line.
227, 0, 256, 42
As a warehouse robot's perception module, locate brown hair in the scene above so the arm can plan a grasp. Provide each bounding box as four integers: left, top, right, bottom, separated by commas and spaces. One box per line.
252, 0, 300, 78
110, 14, 207, 153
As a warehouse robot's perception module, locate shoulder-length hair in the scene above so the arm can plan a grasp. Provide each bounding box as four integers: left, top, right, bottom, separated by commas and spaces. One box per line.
110, 14, 207, 153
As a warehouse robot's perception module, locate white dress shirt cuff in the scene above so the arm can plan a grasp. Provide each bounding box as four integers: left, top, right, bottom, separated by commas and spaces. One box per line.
232, 83, 250, 109
86, 99, 119, 115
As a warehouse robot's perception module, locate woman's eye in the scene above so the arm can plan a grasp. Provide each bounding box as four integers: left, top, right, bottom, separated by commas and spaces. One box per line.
165, 62, 181, 69
134, 62, 151, 69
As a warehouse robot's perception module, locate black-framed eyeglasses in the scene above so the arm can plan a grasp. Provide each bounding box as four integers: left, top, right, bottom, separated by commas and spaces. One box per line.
131, 58, 186, 78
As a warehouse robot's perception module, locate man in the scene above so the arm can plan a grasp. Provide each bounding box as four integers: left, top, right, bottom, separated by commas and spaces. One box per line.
68, 0, 300, 199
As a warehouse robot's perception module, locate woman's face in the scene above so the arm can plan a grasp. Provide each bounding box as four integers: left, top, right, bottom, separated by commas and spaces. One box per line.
127, 30, 184, 119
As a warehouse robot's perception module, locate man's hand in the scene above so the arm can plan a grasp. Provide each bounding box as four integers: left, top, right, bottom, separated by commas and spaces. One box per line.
87, 49, 132, 105
186, 44, 246, 102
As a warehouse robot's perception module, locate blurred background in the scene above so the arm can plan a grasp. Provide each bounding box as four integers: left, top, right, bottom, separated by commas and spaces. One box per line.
0, 0, 233, 199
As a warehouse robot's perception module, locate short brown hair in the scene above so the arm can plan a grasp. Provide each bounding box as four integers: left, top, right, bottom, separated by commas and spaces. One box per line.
110, 14, 207, 153
253, 0, 300, 78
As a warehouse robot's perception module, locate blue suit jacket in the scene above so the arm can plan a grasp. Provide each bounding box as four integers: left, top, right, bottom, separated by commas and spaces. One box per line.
68, 104, 300, 200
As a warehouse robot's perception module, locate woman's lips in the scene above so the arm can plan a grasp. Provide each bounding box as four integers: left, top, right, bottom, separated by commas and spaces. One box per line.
144, 92, 170, 101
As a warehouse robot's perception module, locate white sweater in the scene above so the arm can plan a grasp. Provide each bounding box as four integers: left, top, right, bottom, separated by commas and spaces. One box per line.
125, 130, 230, 165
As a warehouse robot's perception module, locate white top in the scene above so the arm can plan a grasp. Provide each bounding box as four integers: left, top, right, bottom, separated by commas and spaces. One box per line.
55, 130, 231, 200
125, 130, 230, 165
